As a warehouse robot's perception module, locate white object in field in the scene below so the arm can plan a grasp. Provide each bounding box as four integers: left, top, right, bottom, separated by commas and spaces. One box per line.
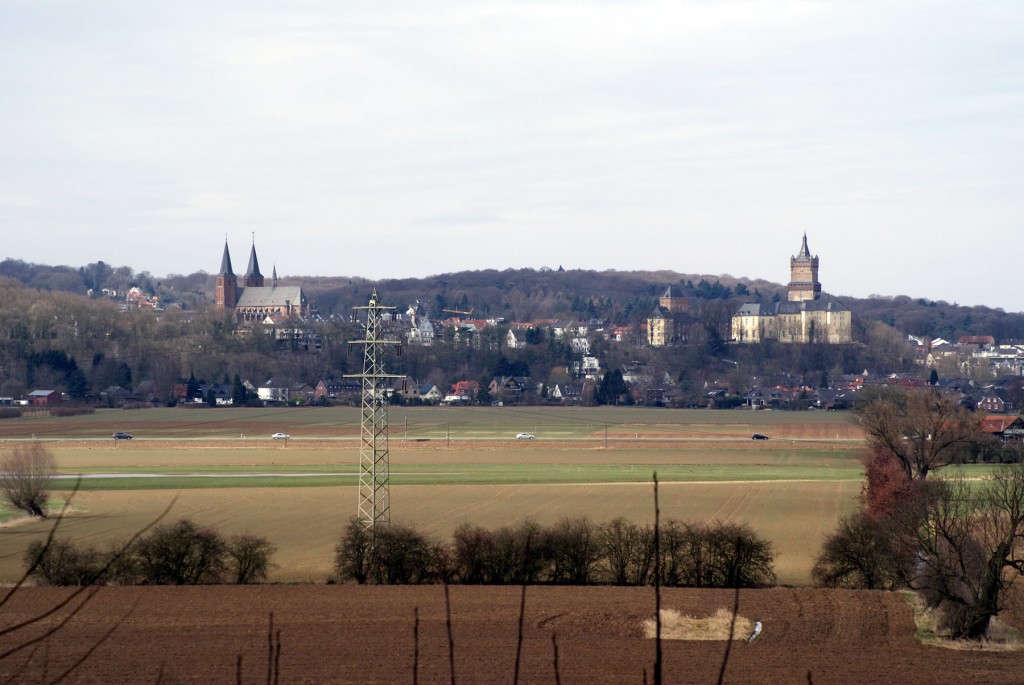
747, 620, 763, 642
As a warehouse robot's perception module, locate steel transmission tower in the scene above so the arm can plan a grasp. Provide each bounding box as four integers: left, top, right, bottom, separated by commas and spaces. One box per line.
346, 289, 404, 528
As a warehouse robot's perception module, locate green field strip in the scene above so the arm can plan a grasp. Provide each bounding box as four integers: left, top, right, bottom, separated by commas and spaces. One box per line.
0, 406, 859, 441
47, 463, 870, 491
40, 461, 1008, 493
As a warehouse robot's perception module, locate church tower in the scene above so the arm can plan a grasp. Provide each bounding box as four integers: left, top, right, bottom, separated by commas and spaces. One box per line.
788, 233, 821, 302
243, 241, 265, 288
215, 241, 237, 310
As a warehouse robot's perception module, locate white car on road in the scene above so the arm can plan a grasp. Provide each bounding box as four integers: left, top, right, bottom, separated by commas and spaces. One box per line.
515, 433, 535, 440
271, 432, 291, 440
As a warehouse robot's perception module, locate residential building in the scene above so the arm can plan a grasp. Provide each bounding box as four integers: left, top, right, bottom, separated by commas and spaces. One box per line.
314, 379, 361, 401
488, 376, 534, 403
258, 381, 289, 403
551, 383, 583, 403
418, 383, 443, 403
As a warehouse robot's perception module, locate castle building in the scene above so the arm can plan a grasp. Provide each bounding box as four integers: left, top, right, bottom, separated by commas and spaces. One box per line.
731, 235, 852, 344
215, 240, 309, 322
647, 285, 690, 347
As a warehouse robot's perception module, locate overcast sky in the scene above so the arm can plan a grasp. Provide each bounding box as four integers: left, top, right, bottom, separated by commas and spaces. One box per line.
2, 1, 1022, 310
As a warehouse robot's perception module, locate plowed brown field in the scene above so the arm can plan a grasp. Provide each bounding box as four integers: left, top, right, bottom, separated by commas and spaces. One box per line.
0, 585, 1019, 684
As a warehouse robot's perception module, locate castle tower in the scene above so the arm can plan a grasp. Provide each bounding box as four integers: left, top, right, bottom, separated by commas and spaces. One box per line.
243, 241, 265, 288
659, 284, 689, 314
215, 241, 238, 309
788, 233, 821, 302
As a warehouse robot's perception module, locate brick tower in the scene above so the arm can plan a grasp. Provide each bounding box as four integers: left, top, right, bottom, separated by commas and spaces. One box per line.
788, 234, 821, 302
215, 241, 238, 310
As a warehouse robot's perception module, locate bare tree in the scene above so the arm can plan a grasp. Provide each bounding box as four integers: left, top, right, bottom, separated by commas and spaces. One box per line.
0, 443, 56, 517
133, 519, 228, 585
891, 465, 1024, 639
227, 534, 277, 584
860, 388, 981, 481
811, 512, 910, 590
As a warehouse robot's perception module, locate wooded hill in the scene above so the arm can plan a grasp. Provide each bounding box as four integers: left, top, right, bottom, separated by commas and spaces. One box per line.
3, 257, 1020, 342
0, 257, 1021, 406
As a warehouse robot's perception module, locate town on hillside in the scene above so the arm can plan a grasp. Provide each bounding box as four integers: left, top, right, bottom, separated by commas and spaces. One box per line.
3, 235, 1024, 429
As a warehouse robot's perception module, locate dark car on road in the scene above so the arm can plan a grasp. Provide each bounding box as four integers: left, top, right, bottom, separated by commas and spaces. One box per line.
751, 433, 769, 441
112, 432, 133, 440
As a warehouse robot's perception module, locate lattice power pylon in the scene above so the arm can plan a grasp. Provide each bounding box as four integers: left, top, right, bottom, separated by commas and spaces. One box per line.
346, 289, 404, 528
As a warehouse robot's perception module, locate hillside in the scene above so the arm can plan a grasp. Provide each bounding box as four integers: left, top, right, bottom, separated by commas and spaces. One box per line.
3, 257, 1021, 341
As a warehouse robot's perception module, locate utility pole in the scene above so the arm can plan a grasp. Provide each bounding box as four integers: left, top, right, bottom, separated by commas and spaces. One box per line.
346, 289, 404, 529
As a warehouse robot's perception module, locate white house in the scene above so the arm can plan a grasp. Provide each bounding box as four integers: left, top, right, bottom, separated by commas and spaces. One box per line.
258, 381, 289, 403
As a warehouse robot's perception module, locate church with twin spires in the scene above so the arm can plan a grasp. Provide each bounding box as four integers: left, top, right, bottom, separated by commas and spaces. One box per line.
215, 240, 309, 322
730, 235, 852, 344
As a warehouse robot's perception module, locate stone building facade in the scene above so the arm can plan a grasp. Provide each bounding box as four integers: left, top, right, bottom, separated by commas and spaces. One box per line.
731, 235, 852, 344
647, 285, 690, 347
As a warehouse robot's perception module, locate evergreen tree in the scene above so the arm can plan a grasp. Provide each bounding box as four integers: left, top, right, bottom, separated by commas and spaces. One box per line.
187, 372, 200, 400
596, 369, 630, 405
66, 369, 89, 399
231, 374, 248, 406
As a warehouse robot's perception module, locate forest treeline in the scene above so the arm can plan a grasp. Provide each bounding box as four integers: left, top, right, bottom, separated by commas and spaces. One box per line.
1, 257, 1021, 405
3, 257, 1020, 341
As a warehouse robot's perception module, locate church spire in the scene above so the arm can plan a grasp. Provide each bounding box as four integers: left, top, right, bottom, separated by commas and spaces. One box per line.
245, 243, 262, 280
272, 264, 278, 288
219, 240, 234, 276
243, 236, 265, 288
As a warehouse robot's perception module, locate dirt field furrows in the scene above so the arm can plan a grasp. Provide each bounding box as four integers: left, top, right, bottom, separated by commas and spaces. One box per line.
0, 586, 1019, 684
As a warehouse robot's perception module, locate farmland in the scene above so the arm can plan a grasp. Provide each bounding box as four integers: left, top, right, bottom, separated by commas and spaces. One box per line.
3, 406, 1023, 684
4, 585, 1023, 684
1, 406, 868, 586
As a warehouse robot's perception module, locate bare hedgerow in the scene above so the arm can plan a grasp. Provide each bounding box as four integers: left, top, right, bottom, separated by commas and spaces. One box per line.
0, 443, 56, 518
367, 523, 434, 584
598, 517, 655, 586
451, 519, 545, 584
334, 518, 435, 584
545, 517, 601, 585
335, 518, 373, 583
227, 534, 277, 584
23, 538, 102, 586
451, 523, 492, 584
703, 521, 776, 589
133, 519, 228, 585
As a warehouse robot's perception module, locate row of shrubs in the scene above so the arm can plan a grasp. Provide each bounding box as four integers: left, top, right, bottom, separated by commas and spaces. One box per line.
25, 519, 276, 586
0, 406, 96, 419
335, 517, 777, 588
26, 515, 776, 588
47, 406, 95, 417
